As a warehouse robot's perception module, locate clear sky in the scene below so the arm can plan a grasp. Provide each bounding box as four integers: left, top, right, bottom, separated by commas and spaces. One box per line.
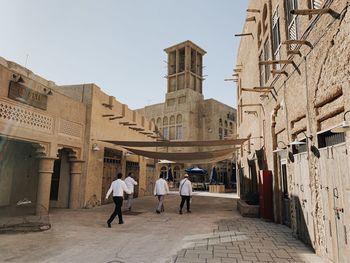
1, 0, 249, 109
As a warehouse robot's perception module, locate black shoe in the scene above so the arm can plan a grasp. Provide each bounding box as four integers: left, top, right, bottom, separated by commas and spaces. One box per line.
107, 221, 111, 228
156, 210, 160, 214
179, 210, 183, 214
118, 221, 124, 224
187, 210, 191, 213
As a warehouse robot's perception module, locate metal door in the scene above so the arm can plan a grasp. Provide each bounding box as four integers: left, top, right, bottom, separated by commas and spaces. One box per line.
318, 147, 335, 261
293, 153, 313, 246
318, 143, 349, 263
331, 144, 349, 263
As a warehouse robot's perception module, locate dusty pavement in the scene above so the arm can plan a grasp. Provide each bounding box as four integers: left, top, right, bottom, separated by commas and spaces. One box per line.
0, 193, 323, 263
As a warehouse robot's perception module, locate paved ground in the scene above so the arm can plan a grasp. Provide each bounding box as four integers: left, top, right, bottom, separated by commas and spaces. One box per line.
0, 193, 323, 263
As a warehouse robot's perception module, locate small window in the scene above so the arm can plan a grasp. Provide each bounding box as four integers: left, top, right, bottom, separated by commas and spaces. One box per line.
318, 130, 345, 148
176, 126, 182, 140
176, 114, 182, 124
281, 163, 288, 198
272, 7, 281, 67
163, 117, 168, 126
162, 127, 169, 140
263, 39, 270, 82
219, 128, 223, 140
310, 0, 324, 9
178, 48, 185, 72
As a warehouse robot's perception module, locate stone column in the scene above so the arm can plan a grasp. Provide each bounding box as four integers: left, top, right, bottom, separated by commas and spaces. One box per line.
36, 157, 56, 215
69, 160, 84, 209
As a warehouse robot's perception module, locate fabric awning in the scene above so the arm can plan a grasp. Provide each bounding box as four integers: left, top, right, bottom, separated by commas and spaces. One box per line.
123, 147, 234, 163
102, 138, 247, 147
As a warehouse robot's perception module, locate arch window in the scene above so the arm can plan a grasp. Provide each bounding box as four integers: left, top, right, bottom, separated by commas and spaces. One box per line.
176, 114, 183, 140
219, 127, 223, 140
219, 118, 223, 126
163, 117, 168, 126
160, 166, 167, 178
225, 120, 228, 128
156, 117, 162, 127
170, 115, 175, 125
173, 166, 180, 181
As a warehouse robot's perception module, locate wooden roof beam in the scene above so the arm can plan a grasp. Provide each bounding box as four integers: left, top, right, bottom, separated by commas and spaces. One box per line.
287, 50, 302, 56
271, 69, 288, 76
234, 33, 254, 38
242, 88, 272, 93
291, 8, 340, 18
109, 116, 124, 120
259, 60, 293, 65
253, 86, 274, 90
246, 9, 260, 13
283, 39, 313, 48
245, 16, 256, 22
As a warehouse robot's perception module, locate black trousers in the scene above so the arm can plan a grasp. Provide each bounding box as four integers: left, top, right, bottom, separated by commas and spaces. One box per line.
180, 195, 191, 211
108, 196, 123, 224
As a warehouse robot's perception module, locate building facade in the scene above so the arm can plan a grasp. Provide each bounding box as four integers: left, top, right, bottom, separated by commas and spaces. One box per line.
235, 0, 350, 262
0, 56, 157, 220
137, 41, 237, 187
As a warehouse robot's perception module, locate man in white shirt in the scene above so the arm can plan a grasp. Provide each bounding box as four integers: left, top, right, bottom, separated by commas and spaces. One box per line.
179, 174, 192, 214
124, 172, 138, 212
153, 174, 169, 213
106, 173, 131, 227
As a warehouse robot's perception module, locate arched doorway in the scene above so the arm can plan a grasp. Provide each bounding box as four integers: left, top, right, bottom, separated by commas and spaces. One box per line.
50, 149, 71, 208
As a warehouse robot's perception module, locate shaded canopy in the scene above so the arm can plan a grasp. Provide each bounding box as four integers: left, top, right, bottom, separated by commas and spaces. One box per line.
102, 138, 247, 147
123, 147, 234, 163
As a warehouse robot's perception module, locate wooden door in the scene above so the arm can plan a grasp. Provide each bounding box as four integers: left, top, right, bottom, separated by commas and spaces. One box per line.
102, 157, 122, 205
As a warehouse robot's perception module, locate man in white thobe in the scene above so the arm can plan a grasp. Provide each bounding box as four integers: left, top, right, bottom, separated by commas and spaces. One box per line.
124, 172, 138, 212
179, 174, 192, 214
153, 174, 169, 213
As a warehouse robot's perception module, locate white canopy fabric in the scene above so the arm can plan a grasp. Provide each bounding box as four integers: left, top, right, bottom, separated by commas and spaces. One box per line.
102, 138, 247, 147
123, 147, 234, 163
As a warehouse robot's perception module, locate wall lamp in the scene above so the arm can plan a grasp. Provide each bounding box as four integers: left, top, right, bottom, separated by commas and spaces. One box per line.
273, 141, 295, 162
331, 110, 350, 133
289, 131, 312, 146
92, 143, 100, 151
289, 131, 320, 158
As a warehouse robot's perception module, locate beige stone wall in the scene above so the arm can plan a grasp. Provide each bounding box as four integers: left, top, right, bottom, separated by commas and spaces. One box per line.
236, 0, 350, 260
59, 83, 157, 207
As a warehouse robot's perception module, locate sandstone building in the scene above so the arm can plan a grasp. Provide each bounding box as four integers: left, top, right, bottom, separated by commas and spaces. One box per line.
235, 0, 350, 262
0, 56, 157, 220
137, 41, 237, 187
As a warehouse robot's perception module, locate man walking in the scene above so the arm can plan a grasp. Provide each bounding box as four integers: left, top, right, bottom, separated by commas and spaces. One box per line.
106, 173, 131, 227
179, 174, 192, 214
124, 172, 138, 212
154, 174, 169, 213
